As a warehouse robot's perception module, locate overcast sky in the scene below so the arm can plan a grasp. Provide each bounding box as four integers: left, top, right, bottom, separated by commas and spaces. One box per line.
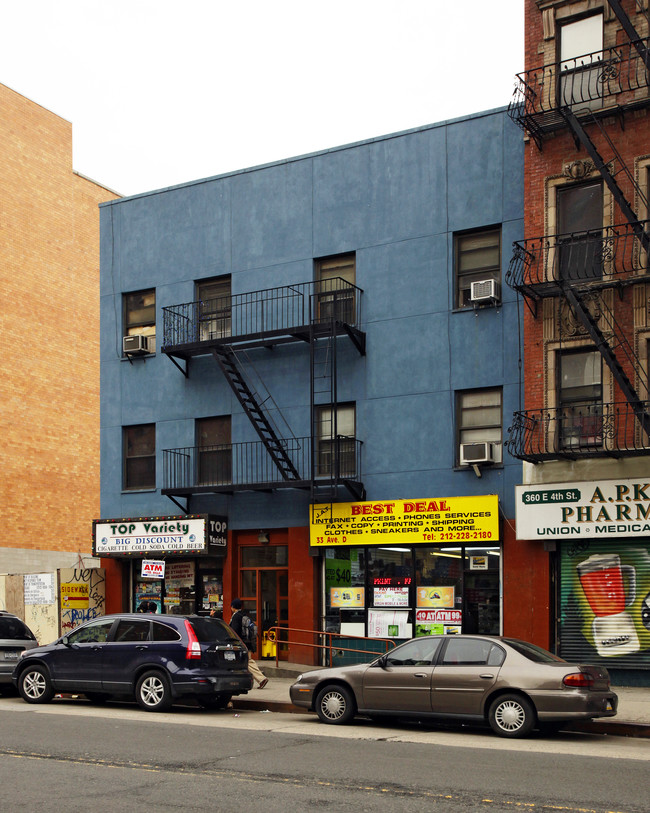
2, 1, 525, 197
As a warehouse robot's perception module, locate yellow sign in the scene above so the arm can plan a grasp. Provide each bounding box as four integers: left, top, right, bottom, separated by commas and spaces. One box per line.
417, 586, 455, 608
61, 582, 89, 609
311, 495, 499, 547
330, 588, 365, 608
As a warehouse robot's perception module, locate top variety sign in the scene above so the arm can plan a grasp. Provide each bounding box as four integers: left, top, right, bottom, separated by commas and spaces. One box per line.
515, 478, 650, 539
310, 496, 499, 546
92, 515, 228, 556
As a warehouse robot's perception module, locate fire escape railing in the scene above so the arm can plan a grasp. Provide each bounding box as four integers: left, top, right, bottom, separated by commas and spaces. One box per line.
506, 400, 650, 463
507, 220, 650, 297
161, 437, 363, 495
508, 39, 650, 147
161, 279, 363, 352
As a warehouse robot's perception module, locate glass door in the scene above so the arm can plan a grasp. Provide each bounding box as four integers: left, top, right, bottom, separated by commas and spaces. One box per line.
240, 545, 288, 659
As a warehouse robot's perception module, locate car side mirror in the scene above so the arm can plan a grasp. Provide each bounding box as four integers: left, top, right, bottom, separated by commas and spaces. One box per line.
374, 655, 387, 669
61, 635, 71, 647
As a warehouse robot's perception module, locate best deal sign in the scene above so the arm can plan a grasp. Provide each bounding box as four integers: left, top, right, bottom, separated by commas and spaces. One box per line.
141, 559, 165, 579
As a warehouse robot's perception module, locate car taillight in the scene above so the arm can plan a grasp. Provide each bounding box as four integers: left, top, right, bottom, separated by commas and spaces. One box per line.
563, 672, 594, 688
184, 620, 202, 660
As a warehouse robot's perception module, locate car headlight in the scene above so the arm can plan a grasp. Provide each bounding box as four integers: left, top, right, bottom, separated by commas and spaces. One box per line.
295, 674, 303, 682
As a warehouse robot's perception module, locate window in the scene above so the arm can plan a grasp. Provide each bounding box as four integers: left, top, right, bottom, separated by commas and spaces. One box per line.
454, 228, 500, 308
197, 276, 231, 340
316, 254, 356, 324
557, 181, 603, 281
558, 350, 602, 449
197, 416, 231, 485
124, 289, 156, 352
457, 388, 502, 464
442, 638, 505, 667
385, 637, 442, 667
316, 403, 356, 477
67, 619, 115, 645
559, 13, 604, 109
123, 424, 156, 490
114, 619, 150, 642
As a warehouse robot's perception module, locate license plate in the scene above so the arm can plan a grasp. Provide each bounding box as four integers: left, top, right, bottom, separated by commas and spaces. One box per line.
3, 651, 18, 661
224, 651, 236, 661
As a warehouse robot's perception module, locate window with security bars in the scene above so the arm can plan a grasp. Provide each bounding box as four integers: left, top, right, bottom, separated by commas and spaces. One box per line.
196, 416, 232, 485
316, 254, 356, 324
316, 403, 356, 478
558, 350, 602, 449
124, 289, 156, 352
123, 424, 155, 490
559, 13, 604, 111
457, 389, 502, 464
197, 276, 231, 340
454, 228, 500, 308
557, 181, 603, 282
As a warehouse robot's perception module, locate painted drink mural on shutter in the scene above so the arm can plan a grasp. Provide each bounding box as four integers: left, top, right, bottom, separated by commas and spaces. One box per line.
560, 540, 650, 669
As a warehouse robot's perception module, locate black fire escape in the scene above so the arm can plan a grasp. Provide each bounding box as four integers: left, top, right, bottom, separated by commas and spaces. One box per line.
506, 2, 650, 462
159, 279, 366, 512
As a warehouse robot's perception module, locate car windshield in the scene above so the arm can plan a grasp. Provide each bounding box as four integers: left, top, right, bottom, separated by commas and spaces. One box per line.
503, 638, 566, 663
188, 616, 240, 644
0, 617, 36, 641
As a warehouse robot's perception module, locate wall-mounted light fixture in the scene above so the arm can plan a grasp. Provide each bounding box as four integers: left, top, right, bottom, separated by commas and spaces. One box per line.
258, 530, 269, 544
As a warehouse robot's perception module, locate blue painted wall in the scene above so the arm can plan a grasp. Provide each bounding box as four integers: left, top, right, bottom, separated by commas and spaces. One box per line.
100, 107, 524, 529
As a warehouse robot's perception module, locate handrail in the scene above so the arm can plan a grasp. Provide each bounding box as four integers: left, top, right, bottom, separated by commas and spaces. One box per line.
266, 625, 397, 668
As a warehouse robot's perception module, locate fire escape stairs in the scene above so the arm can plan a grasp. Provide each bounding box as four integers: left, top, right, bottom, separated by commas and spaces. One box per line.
209, 345, 301, 482
606, 0, 650, 69
562, 287, 650, 436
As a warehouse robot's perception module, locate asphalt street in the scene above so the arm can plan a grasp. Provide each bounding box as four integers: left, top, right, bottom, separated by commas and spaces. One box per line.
1, 696, 649, 812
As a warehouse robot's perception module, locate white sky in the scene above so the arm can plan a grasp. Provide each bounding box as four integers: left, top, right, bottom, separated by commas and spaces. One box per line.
2, 0, 525, 197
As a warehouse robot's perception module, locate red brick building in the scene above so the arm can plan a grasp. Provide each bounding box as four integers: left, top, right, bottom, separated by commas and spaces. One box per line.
507, 1, 650, 683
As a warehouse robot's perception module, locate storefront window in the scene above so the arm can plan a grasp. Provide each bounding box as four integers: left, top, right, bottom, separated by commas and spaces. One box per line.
322, 544, 501, 639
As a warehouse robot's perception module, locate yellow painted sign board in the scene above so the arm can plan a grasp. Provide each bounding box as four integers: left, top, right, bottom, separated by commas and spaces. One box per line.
61, 582, 89, 609
311, 496, 499, 547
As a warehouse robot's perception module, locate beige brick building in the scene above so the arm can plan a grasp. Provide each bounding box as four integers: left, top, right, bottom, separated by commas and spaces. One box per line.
0, 82, 119, 573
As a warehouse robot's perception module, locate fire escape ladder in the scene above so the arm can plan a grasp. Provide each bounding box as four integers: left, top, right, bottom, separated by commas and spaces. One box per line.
560, 108, 650, 255
563, 287, 650, 435
606, 0, 650, 69
209, 345, 300, 481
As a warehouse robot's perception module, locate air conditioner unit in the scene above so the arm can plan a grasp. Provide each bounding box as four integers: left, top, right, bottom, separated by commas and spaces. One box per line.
123, 334, 149, 355
470, 279, 500, 304
460, 442, 494, 466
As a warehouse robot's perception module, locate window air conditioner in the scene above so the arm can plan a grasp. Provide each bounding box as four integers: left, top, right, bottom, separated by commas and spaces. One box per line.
470, 279, 500, 304
123, 334, 149, 355
460, 442, 494, 466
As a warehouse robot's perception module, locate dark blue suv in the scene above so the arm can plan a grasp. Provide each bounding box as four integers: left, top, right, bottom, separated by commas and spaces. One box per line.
12, 613, 252, 712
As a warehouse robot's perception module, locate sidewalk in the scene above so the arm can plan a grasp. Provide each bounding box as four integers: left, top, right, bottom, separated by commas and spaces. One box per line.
233, 664, 650, 738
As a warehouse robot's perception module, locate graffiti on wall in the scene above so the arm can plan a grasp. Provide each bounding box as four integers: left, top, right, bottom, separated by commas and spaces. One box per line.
60, 568, 106, 632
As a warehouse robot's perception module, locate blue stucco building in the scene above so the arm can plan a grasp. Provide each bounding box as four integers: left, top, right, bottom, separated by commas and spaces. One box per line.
98, 106, 524, 660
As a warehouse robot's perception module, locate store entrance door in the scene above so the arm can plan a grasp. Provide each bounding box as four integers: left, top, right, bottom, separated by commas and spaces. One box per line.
240, 544, 289, 659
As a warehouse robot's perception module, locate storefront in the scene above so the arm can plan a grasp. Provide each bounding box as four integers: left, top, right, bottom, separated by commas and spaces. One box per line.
311, 496, 502, 642
515, 478, 650, 682
93, 514, 228, 616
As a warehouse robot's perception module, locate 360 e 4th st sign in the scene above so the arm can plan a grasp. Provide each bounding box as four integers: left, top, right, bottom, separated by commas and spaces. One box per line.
515, 479, 650, 539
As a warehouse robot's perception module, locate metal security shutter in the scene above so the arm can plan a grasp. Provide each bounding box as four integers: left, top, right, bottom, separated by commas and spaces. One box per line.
559, 540, 650, 670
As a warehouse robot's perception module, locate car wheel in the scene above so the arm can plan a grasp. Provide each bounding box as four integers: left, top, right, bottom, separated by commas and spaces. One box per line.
135, 670, 173, 712
315, 684, 356, 725
197, 693, 232, 710
85, 692, 110, 704
18, 665, 54, 704
488, 693, 535, 738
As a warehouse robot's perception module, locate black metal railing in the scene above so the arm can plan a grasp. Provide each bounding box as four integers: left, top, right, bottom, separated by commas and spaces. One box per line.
506, 221, 650, 296
509, 40, 650, 144
162, 436, 363, 493
506, 400, 650, 462
161, 278, 362, 350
